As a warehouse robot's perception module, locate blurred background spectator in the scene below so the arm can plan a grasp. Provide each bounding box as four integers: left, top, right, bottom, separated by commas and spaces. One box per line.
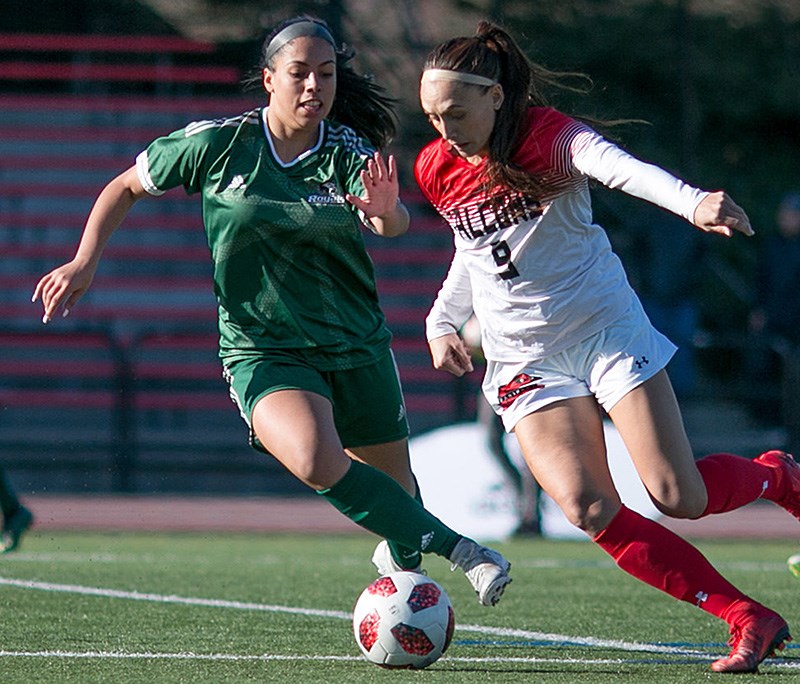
748, 192, 800, 377
0, 465, 34, 552
462, 316, 543, 536
631, 204, 705, 399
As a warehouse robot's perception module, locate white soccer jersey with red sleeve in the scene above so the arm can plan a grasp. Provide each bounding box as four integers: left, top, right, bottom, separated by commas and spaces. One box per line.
416, 107, 707, 362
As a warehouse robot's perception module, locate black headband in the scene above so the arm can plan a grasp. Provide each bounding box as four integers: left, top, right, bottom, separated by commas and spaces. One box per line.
264, 21, 336, 65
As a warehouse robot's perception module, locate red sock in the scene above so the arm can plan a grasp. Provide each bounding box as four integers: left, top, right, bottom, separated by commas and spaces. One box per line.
696, 452, 780, 516
594, 505, 749, 620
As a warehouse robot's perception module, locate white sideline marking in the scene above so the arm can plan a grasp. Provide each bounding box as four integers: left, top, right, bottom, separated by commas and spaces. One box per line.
0, 576, 351, 621
0, 650, 691, 665
3, 575, 799, 671
0, 651, 362, 662
0, 650, 798, 670
0, 575, 708, 659
458, 623, 710, 657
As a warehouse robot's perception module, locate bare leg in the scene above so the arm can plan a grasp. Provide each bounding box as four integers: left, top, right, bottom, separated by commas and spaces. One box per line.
249, 389, 461, 561
511, 388, 785, 645
514, 395, 619, 536
611, 370, 789, 518
347, 439, 415, 495
251, 389, 351, 490
608, 370, 707, 518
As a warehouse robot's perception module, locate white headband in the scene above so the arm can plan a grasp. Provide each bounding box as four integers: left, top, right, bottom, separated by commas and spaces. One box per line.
423, 68, 497, 87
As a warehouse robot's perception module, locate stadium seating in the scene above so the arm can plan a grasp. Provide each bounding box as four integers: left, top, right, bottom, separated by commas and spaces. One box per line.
0, 32, 239, 95
6, 33, 789, 493
0, 326, 124, 492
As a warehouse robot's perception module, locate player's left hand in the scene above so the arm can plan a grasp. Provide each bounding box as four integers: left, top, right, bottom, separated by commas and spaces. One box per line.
346, 152, 399, 218
693, 191, 754, 238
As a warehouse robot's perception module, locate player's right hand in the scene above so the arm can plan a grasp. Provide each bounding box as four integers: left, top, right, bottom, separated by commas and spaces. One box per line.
693, 191, 754, 238
429, 332, 474, 377
32, 260, 96, 324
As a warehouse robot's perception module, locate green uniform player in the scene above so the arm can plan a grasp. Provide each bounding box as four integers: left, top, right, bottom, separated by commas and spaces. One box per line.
138, 109, 406, 449
34, 15, 512, 607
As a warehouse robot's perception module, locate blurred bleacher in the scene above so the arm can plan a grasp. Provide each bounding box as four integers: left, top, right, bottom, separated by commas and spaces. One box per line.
2, 30, 796, 497
0, 32, 478, 495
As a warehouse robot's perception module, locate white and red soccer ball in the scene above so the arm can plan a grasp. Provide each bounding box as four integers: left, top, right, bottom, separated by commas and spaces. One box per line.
352, 571, 455, 669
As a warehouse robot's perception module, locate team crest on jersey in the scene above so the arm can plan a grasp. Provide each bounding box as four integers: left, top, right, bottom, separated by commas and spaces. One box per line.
307, 181, 346, 205
498, 373, 544, 409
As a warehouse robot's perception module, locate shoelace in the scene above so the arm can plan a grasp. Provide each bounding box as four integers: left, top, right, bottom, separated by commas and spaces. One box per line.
727, 625, 747, 648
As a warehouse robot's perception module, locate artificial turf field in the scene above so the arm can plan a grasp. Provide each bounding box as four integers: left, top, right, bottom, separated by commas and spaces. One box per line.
0, 531, 798, 683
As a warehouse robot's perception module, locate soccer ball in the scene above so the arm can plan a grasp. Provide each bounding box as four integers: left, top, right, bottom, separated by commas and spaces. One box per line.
352, 571, 455, 669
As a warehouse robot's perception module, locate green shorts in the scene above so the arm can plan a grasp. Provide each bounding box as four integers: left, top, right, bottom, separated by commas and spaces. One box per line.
223, 348, 410, 451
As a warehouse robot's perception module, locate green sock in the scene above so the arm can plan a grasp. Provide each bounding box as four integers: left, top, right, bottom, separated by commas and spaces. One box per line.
386, 476, 423, 569
318, 461, 460, 559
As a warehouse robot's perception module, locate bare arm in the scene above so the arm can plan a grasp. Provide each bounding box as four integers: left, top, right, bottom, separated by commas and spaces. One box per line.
32, 166, 148, 322
368, 200, 410, 238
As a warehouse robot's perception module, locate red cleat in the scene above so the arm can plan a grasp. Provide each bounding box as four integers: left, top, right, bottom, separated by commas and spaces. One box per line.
755, 450, 800, 520
711, 605, 791, 673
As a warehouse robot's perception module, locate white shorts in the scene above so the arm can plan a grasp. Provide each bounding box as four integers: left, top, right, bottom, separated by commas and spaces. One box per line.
483, 303, 677, 432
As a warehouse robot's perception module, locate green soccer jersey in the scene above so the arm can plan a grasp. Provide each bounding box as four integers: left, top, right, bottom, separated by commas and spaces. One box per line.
136, 108, 392, 370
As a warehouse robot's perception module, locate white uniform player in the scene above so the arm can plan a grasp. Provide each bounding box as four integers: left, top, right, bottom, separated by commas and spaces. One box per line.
418, 107, 704, 428
416, 20, 797, 674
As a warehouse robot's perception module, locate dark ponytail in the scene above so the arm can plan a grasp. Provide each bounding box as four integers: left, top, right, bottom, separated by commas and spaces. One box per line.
329, 46, 397, 149
244, 16, 397, 149
423, 21, 595, 195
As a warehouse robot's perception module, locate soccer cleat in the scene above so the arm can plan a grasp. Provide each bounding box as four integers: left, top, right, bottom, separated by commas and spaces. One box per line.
449, 538, 512, 607
755, 450, 800, 520
1, 505, 34, 553
711, 604, 791, 673
371, 539, 422, 576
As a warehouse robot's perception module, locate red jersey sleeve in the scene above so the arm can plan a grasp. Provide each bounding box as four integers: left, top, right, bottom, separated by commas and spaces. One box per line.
512, 107, 589, 179
413, 139, 441, 208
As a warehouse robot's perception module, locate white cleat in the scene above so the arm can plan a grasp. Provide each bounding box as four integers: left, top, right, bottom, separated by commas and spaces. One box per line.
449, 538, 512, 606
371, 539, 422, 576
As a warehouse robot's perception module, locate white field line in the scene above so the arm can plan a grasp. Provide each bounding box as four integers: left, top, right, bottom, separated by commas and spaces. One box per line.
0, 575, 351, 620
0, 650, 797, 670
2, 575, 798, 671
0, 575, 709, 659
0, 650, 699, 666
4, 552, 791, 574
